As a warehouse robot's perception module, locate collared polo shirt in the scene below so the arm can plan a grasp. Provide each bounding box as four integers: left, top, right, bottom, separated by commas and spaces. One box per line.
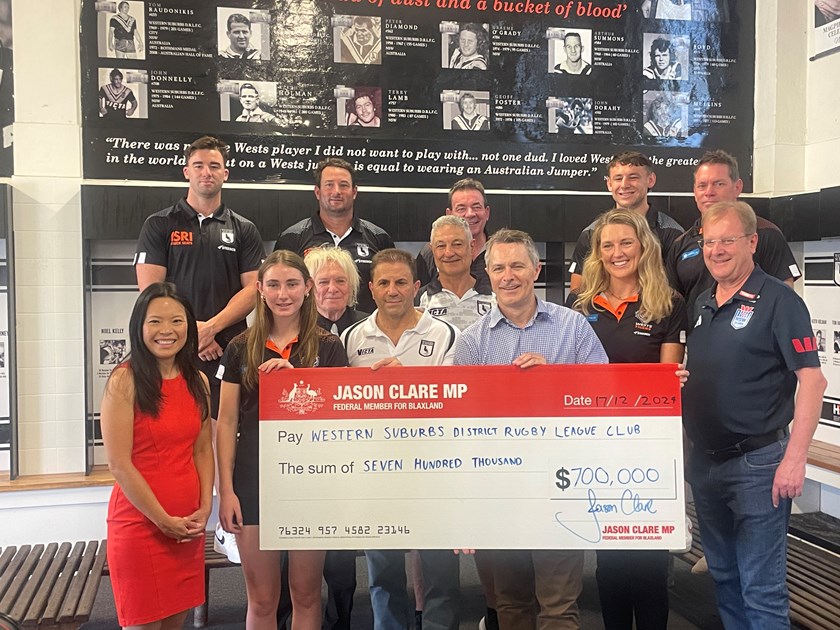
417, 275, 494, 331
134, 198, 265, 346
454, 298, 608, 366
274, 212, 394, 313
568, 208, 683, 277
341, 309, 459, 367
566, 291, 687, 363
666, 216, 801, 313
218, 328, 348, 501
682, 266, 820, 451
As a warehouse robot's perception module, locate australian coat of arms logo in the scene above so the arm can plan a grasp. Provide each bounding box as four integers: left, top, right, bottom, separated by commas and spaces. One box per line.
279, 380, 325, 415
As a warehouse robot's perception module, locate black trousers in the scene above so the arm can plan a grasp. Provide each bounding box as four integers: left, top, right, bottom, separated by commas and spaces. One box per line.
595, 549, 669, 630
277, 550, 358, 630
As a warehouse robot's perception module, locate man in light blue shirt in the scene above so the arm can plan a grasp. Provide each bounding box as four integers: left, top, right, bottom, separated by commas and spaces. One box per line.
455, 228, 607, 630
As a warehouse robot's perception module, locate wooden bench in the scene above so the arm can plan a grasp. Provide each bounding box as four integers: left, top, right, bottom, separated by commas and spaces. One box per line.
807, 439, 840, 475
679, 503, 840, 630
0, 540, 107, 629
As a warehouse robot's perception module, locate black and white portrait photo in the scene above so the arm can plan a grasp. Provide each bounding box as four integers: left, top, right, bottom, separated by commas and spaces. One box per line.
642, 34, 689, 81
100, 339, 127, 365
441, 22, 489, 70
218, 8, 271, 60
96, 1, 146, 60
218, 80, 281, 123
441, 90, 490, 131
548, 28, 592, 75
98, 67, 148, 120
332, 15, 382, 65
335, 86, 382, 127
642, 91, 688, 139
642, 0, 692, 20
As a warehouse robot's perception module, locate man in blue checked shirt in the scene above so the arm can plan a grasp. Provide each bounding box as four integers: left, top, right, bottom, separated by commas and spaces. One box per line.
454, 228, 607, 630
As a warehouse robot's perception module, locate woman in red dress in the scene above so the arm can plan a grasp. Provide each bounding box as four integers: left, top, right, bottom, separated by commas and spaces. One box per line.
102, 282, 213, 629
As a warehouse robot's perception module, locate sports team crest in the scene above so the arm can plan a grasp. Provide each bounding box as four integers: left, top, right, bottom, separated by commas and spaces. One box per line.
834, 253, 840, 287
477, 300, 491, 315
279, 380, 325, 415
419, 339, 435, 357
357, 243, 370, 257
731, 304, 754, 330
220, 229, 235, 244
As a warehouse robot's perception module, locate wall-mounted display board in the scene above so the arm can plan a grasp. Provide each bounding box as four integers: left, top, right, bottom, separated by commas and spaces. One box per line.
0, 185, 16, 477
0, 0, 13, 177
802, 239, 840, 446
80, 0, 754, 191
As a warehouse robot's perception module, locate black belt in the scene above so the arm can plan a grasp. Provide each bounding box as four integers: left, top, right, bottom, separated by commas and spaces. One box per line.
704, 428, 788, 463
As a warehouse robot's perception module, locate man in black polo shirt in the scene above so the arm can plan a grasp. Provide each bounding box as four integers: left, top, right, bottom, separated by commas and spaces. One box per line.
134, 135, 265, 561
273, 158, 393, 312
682, 200, 826, 629
415, 177, 491, 288
567, 151, 682, 291
667, 149, 800, 312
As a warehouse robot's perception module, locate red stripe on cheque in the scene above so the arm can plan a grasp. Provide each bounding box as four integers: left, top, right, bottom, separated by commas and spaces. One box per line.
260, 364, 681, 421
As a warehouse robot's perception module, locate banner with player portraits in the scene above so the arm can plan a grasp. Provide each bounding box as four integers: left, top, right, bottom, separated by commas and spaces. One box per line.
812, 1, 840, 59
79, 0, 755, 191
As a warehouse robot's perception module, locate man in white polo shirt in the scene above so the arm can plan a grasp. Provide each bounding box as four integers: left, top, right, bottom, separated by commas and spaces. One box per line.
417, 215, 494, 332
341, 248, 460, 630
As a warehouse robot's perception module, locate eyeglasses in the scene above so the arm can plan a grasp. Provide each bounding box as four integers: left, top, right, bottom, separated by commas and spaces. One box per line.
700, 234, 754, 248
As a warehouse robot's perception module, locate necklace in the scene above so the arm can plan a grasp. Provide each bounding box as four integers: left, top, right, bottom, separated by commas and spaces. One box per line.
605, 287, 639, 301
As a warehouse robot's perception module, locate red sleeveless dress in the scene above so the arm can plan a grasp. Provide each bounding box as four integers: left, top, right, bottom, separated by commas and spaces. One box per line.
106, 373, 204, 626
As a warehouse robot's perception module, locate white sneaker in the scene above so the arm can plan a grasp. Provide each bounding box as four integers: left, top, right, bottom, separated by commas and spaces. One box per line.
478, 617, 486, 630
213, 523, 241, 564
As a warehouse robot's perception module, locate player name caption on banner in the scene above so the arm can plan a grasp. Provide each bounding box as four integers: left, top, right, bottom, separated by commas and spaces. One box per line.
258, 364, 685, 550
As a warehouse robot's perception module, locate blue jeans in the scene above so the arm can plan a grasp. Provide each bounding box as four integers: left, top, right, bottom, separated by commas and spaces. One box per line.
688, 439, 792, 630
366, 550, 460, 630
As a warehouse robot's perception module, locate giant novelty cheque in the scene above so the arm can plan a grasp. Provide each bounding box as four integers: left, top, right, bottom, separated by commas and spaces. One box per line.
259, 363, 686, 550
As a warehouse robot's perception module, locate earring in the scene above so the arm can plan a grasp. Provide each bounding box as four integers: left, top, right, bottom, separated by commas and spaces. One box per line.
260, 294, 266, 302
305, 292, 310, 298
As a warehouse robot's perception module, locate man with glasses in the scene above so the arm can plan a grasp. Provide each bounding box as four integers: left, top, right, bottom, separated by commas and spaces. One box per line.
682, 200, 826, 629
667, 150, 800, 311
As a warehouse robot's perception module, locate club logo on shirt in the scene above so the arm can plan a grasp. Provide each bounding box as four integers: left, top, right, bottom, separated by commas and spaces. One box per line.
477, 300, 491, 315
634, 321, 652, 336
169, 230, 193, 246
791, 337, 817, 354
357, 347, 375, 356
220, 229, 235, 244
681, 247, 701, 261
730, 305, 754, 330
356, 243, 370, 258
429, 308, 447, 316
586, 314, 599, 322
419, 339, 435, 357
